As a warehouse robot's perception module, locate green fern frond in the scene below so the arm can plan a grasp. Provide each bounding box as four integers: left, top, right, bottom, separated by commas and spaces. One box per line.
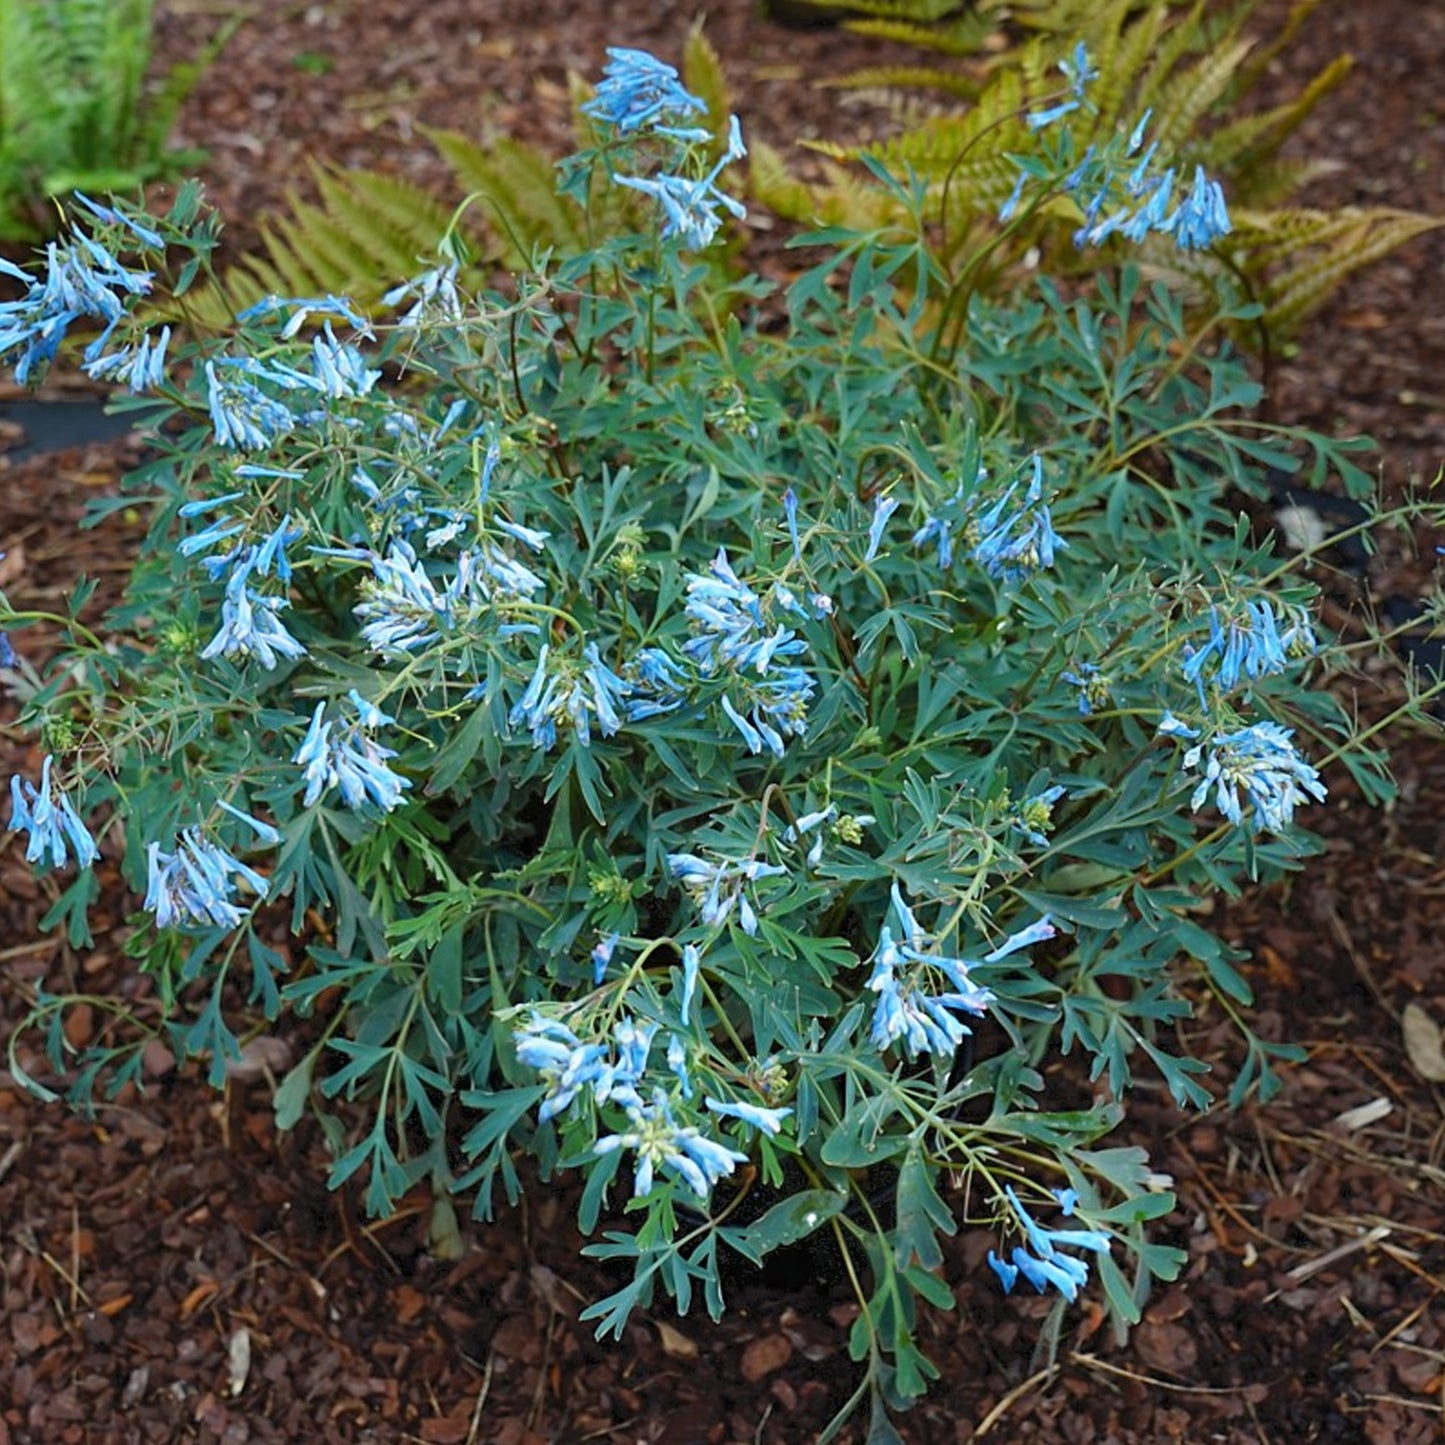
749, 138, 900, 231
682, 24, 732, 142
1147, 36, 1256, 154
819, 65, 985, 99
428, 129, 586, 263
840, 16, 994, 54
1257, 209, 1444, 332
1200, 54, 1351, 198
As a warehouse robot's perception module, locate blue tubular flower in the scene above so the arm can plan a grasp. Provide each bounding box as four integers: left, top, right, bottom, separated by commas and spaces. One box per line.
1182, 721, 1326, 834
199, 551, 307, 670
71, 193, 165, 250
868, 884, 1054, 1059
863, 495, 900, 563
595, 1089, 747, 1201
970, 454, 1067, 583
704, 1096, 793, 1138
667, 852, 787, 937
591, 930, 621, 985
8, 755, 99, 870
215, 798, 281, 846
83, 325, 171, 392
1182, 600, 1317, 700
991, 1185, 1111, 1304
582, 47, 706, 134
1157, 710, 1201, 740
1061, 661, 1111, 715
782, 488, 802, 562
204, 360, 295, 450
678, 942, 701, 1024
382, 263, 462, 328
667, 1034, 693, 1098
293, 696, 411, 812
144, 828, 269, 931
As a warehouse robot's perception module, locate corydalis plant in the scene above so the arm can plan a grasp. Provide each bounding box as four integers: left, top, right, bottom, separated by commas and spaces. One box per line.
2, 46, 1440, 1439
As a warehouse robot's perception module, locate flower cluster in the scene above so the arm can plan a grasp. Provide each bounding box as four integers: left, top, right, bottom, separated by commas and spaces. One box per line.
7, 756, 99, 870
596, 1088, 748, 1200
988, 1187, 1111, 1301
509, 643, 631, 750
1180, 720, 1327, 834
293, 692, 411, 812
683, 551, 815, 755
0, 215, 156, 385
584, 46, 747, 250
1181, 600, 1317, 700
513, 1012, 658, 1123
912, 454, 1067, 583
868, 884, 1055, 1058
144, 829, 269, 931
667, 851, 787, 936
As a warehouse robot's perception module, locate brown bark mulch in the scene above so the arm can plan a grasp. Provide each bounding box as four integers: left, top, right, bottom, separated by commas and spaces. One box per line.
2, 2, 1444, 1441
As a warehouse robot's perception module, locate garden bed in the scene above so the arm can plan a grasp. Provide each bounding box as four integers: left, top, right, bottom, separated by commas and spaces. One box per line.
1, 2, 1443, 1441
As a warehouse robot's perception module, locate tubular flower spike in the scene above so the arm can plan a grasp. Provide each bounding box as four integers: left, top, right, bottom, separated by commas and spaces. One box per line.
595, 1088, 748, 1201
867, 883, 1055, 1059
678, 942, 702, 1025
623, 646, 690, 723
0, 224, 153, 384
591, 930, 621, 986
508, 642, 633, 751
144, 828, 269, 932
987, 1186, 1111, 1303
381, 263, 463, 328
581, 47, 707, 135
513, 1012, 658, 1123
683, 550, 816, 753
968, 455, 1068, 583
1181, 600, 1318, 700
666, 852, 788, 938
235, 292, 373, 340
8, 755, 99, 870
204, 359, 296, 450
863, 495, 900, 563
82, 324, 171, 393
199, 548, 308, 670
1181, 721, 1327, 834
293, 695, 411, 812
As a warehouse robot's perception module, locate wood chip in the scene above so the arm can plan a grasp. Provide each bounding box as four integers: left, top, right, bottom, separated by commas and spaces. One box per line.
739, 1332, 793, 1382
1401, 1002, 1445, 1081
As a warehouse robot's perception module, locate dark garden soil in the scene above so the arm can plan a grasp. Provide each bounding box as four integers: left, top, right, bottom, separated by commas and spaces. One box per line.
3, 1, 1445, 1441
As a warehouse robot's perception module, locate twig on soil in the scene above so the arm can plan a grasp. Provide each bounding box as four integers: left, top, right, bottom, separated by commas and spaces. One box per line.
1275, 1223, 1391, 1286
463, 1350, 495, 1445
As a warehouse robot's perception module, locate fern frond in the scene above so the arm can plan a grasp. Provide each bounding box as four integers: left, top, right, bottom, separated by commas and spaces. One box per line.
428, 129, 586, 264
1147, 36, 1255, 154
682, 24, 731, 142
1258, 208, 1444, 331
1199, 54, 1350, 197
820, 65, 984, 99
840, 16, 994, 54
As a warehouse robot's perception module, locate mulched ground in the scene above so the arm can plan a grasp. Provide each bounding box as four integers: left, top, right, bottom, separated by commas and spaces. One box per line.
3, 1, 1445, 1441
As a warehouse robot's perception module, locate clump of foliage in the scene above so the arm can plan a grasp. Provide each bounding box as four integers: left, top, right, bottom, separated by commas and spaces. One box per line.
0, 0, 235, 242
752, 0, 1442, 342
2, 47, 1441, 1436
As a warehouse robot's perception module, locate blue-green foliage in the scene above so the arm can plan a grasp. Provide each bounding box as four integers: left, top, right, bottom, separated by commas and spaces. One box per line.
2, 49, 1438, 1433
